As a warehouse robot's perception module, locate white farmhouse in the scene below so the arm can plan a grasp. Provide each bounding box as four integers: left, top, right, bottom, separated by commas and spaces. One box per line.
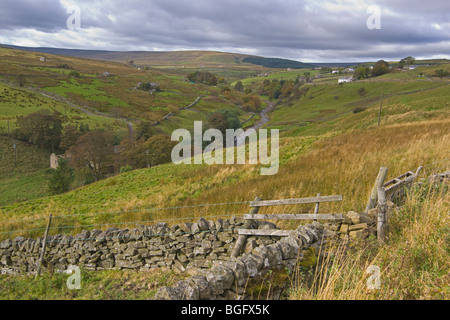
338, 77, 353, 84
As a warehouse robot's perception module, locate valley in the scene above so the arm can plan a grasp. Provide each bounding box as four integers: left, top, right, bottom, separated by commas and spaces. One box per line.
0, 45, 448, 301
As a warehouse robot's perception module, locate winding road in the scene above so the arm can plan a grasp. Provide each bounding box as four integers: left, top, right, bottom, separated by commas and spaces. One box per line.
235, 100, 275, 146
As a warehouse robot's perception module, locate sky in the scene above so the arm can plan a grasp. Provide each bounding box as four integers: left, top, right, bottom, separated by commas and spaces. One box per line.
0, 0, 449, 62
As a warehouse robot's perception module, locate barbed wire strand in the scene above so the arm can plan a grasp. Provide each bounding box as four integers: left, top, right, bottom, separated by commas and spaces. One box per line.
0, 212, 249, 236
0, 200, 252, 224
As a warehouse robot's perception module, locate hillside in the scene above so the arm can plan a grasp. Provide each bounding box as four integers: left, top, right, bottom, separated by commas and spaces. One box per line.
1, 45, 317, 71
0, 46, 256, 130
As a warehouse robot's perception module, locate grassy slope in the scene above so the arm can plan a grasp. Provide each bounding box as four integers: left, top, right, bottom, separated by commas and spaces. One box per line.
0, 136, 51, 206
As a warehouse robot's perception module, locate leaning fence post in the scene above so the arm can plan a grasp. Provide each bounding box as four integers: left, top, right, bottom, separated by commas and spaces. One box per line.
365, 166, 388, 214
377, 187, 388, 244
35, 214, 52, 279
313, 193, 321, 222
231, 197, 261, 258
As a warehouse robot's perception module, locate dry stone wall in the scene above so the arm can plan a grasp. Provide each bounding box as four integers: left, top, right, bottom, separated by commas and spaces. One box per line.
0, 217, 281, 275
0, 210, 378, 300
155, 221, 327, 300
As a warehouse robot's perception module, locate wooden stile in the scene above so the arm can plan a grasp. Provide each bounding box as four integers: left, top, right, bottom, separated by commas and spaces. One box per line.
250, 195, 343, 207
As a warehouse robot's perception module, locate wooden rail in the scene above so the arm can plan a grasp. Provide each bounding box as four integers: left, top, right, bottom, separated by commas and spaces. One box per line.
231, 194, 343, 257
250, 195, 343, 207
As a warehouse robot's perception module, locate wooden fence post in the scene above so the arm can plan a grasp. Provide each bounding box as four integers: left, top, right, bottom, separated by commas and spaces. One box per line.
231, 197, 261, 258
377, 187, 388, 244
35, 214, 52, 279
365, 166, 388, 214
313, 193, 320, 222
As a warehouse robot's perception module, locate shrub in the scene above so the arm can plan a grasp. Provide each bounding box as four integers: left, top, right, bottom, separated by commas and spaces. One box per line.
353, 106, 366, 114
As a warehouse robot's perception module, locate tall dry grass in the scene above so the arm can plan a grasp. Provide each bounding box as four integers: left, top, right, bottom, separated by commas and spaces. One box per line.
287, 179, 449, 300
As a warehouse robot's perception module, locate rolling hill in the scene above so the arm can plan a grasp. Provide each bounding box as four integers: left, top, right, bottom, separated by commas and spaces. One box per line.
0, 44, 316, 70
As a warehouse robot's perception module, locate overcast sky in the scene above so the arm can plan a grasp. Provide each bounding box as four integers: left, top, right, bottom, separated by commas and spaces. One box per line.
0, 0, 449, 62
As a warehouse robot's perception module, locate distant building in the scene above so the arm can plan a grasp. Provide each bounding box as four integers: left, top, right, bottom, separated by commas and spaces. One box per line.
344, 67, 355, 73
50, 153, 65, 169
338, 77, 353, 84
39, 56, 47, 62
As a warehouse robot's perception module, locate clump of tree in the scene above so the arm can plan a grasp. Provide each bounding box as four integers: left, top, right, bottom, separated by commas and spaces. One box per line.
136, 121, 154, 140
16, 74, 27, 87
259, 78, 308, 102
371, 60, 391, 77
398, 56, 415, 69
353, 66, 371, 80
206, 109, 241, 135
138, 82, 161, 92
57, 63, 72, 69
68, 71, 80, 78
234, 81, 244, 92
67, 130, 116, 181
434, 69, 449, 77
353, 60, 391, 79
187, 71, 218, 86
14, 110, 62, 151
242, 94, 261, 113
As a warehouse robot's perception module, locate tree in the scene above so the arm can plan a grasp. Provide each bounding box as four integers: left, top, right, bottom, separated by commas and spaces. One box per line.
371, 60, 390, 77
79, 123, 90, 133
404, 56, 415, 65
59, 125, 83, 151
353, 66, 370, 80
68, 130, 115, 181
206, 109, 241, 135
14, 110, 62, 151
68, 71, 80, 78
187, 71, 218, 85
136, 121, 154, 140
142, 135, 176, 167
243, 94, 261, 113
206, 112, 228, 134
234, 81, 244, 92
357, 87, 367, 97
17, 74, 26, 87
47, 158, 74, 195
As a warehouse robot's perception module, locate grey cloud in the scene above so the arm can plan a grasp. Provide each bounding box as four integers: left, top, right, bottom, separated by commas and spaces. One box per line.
0, 0, 448, 62
0, 0, 67, 31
